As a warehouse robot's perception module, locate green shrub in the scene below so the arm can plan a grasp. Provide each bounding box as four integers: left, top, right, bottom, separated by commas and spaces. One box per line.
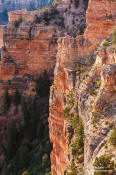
14, 18, 22, 28
45, 172, 52, 175
72, 120, 84, 157
36, 70, 51, 97
74, 0, 79, 8
101, 40, 109, 47
14, 89, 21, 106
21, 171, 29, 175
96, 80, 101, 88
63, 106, 72, 120
82, 71, 88, 77
72, 19, 75, 25
8, 79, 11, 85
75, 63, 80, 71
72, 114, 79, 130
19, 145, 29, 168
92, 112, 101, 123
51, 82, 55, 89
112, 29, 116, 44
21, 97, 29, 125
36, 121, 44, 140
66, 161, 77, 175
110, 127, 116, 146
88, 55, 93, 66
35, 15, 41, 23
93, 155, 114, 175
42, 154, 49, 168
3, 89, 10, 113
89, 87, 94, 96
5, 121, 18, 160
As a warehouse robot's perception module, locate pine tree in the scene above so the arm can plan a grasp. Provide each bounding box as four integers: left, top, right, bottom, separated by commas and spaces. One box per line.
14, 89, 21, 106
3, 89, 10, 113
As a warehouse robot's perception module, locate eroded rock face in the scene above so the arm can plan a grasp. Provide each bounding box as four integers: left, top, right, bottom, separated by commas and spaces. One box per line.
0, 24, 57, 81
49, 36, 79, 175
0, 0, 87, 94
49, 0, 116, 175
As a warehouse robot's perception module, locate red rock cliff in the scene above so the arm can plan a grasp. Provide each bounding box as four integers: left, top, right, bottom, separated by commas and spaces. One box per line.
0, 20, 57, 82
49, 0, 116, 175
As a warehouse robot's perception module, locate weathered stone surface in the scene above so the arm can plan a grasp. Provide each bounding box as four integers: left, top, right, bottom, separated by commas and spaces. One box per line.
49, 1, 116, 175
0, 24, 57, 82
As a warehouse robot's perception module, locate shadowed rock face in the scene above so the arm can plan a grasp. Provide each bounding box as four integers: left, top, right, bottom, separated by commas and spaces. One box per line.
49, 0, 116, 175
0, 0, 54, 11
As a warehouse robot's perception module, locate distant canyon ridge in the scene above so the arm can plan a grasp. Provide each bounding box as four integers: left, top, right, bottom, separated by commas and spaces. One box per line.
0, 0, 54, 24
0, 0, 54, 12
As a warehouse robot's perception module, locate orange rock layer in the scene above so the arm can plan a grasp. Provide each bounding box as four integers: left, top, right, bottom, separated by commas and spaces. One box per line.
49, 0, 116, 175
0, 24, 57, 81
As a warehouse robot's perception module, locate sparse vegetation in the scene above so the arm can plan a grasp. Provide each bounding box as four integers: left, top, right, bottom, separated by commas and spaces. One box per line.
14, 18, 22, 28
109, 127, 116, 147
14, 89, 21, 106
101, 40, 109, 47
92, 112, 101, 123
63, 89, 84, 168
1, 94, 52, 175
63, 105, 72, 120
35, 15, 42, 23
93, 155, 115, 175
76, 27, 85, 36
72, 114, 79, 130
21, 171, 29, 175
82, 71, 88, 78
50, 0, 61, 8
74, 0, 79, 8
89, 87, 95, 96
96, 80, 102, 88
0, 72, 52, 175
36, 70, 51, 97
51, 82, 55, 89
3, 89, 10, 113
72, 120, 84, 158
88, 55, 94, 67
66, 161, 77, 175
112, 28, 116, 44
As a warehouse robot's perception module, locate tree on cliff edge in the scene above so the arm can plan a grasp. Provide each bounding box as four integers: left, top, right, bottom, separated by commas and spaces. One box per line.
3, 89, 10, 113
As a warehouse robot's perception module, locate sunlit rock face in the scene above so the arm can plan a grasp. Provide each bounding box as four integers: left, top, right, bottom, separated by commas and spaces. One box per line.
0, 24, 57, 81
49, 0, 116, 175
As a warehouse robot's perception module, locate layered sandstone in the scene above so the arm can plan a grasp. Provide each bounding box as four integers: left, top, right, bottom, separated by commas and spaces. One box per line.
0, 24, 57, 82
8, 9, 43, 23
49, 0, 116, 175
0, 0, 87, 95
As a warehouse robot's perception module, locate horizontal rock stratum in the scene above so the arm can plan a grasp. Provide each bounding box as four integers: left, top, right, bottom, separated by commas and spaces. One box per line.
49, 0, 116, 175
0, 0, 116, 175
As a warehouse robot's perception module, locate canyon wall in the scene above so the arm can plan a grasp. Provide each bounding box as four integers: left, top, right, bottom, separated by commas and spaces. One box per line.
0, 0, 86, 93
0, 24, 57, 82
49, 0, 116, 175
1, 0, 116, 174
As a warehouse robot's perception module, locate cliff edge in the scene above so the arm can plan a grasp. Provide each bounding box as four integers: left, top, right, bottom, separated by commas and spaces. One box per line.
49, 0, 116, 174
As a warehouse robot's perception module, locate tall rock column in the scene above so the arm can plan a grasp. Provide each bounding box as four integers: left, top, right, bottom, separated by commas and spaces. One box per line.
49, 0, 116, 175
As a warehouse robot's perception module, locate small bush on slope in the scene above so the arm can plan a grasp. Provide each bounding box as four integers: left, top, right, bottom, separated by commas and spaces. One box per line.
93, 155, 114, 175
110, 126, 116, 147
